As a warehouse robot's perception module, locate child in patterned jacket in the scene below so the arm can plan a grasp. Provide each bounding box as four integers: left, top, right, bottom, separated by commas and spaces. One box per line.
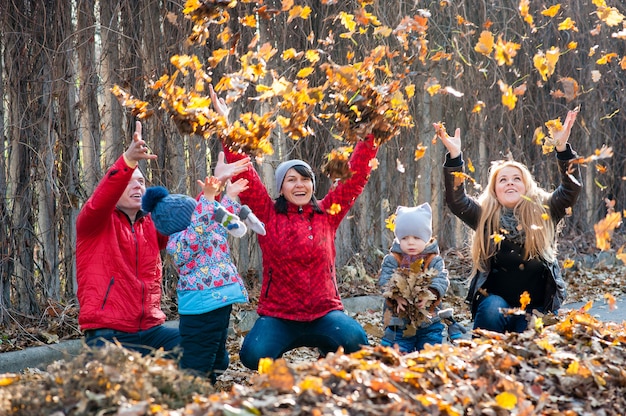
142, 175, 264, 383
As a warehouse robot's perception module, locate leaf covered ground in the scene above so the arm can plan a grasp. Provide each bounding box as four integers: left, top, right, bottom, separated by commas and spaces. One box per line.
1, 305, 626, 415
2, 233, 626, 414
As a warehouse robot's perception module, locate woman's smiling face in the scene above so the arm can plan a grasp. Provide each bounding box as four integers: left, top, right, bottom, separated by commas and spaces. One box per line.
494, 165, 526, 209
281, 168, 314, 206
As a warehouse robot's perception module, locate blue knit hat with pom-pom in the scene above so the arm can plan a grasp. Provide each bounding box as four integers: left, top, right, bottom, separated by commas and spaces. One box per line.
142, 186, 196, 236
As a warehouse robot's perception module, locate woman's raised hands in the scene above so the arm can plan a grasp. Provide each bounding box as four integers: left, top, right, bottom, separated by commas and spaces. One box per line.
433, 123, 462, 159
553, 108, 579, 152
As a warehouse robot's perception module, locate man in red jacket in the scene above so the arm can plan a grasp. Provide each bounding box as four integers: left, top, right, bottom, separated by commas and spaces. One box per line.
76, 121, 180, 356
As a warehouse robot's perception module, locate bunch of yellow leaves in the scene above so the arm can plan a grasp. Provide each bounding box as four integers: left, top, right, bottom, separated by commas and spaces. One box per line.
319, 48, 413, 146
320, 146, 354, 183
382, 263, 439, 336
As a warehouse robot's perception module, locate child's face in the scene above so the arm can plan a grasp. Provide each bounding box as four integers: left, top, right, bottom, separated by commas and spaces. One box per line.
399, 235, 426, 256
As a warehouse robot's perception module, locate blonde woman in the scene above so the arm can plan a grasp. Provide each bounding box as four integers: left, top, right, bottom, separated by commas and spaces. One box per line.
435, 109, 581, 333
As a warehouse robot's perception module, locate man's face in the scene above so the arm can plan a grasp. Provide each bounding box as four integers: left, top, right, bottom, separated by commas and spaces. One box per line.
117, 169, 146, 217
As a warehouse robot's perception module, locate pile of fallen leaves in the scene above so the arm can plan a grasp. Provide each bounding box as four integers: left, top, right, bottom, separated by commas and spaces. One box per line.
1, 306, 625, 415
382, 266, 438, 330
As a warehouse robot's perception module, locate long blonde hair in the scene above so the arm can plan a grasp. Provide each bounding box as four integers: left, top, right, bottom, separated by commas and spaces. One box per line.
471, 160, 556, 273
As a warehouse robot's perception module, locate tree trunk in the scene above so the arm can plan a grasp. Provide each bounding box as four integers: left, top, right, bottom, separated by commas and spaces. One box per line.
0, 24, 9, 323
100, 0, 124, 169
77, 0, 102, 194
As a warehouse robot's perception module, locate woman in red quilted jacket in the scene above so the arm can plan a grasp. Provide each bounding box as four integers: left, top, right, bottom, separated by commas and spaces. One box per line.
211, 87, 377, 370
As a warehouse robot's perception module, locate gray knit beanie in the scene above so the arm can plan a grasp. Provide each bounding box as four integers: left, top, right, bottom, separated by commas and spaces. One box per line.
394, 203, 433, 242
274, 159, 315, 196
142, 186, 196, 236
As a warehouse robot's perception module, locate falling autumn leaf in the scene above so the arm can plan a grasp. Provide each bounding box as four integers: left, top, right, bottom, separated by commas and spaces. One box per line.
558, 17, 578, 31
519, 291, 531, 311
498, 80, 517, 110
414, 143, 427, 161
474, 30, 495, 56
541, 4, 561, 17
594, 211, 622, 250
327, 203, 342, 215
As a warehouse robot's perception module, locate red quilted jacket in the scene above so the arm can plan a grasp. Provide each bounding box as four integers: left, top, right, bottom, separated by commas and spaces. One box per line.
223, 137, 378, 321
76, 155, 168, 332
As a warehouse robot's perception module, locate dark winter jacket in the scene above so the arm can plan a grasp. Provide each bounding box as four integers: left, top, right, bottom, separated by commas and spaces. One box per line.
443, 145, 582, 316
76, 155, 168, 332
222, 137, 378, 321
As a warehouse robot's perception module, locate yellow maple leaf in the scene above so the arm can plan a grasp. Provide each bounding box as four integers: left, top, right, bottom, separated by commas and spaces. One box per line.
405, 84, 416, 98
240, 14, 257, 27
519, 291, 531, 311
533, 126, 546, 145
287, 5, 311, 23
581, 299, 594, 312
474, 30, 494, 56
281, 48, 301, 60
518, 0, 534, 29
596, 6, 625, 27
297, 67, 315, 78
498, 80, 517, 110
596, 52, 618, 65
491, 233, 505, 244
305, 49, 321, 64
563, 258, 575, 268
566, 360, 580, 375
494, 36, 521, 66
604, 293, 617, 310
426, 83, 441, 96
385, 214, 396, 231
594, 211, 622, 250
338, 11, 357, 31
541, 4, 561, 17
414, 143, 427, 161
533, 47, 560, 81
567, 41, 578, 49
472, 101, 485, 113
558, 17, 578, 31
536, 338, 556, 352
467, 158, 475, 173
327, 203, 342, 215
495, 391, 517, 410
208, 48, 229, 68
257, 357, 274, 374
616, 245, 626, 265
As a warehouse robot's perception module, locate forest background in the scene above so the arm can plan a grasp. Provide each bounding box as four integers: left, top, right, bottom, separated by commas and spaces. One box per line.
0, 0, 625, 331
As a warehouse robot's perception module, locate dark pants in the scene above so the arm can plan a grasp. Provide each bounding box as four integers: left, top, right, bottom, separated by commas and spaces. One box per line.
179, 305, 232, 383
473, 294, 541, 333
84, 324, 181, 358
239, 310, 369, 370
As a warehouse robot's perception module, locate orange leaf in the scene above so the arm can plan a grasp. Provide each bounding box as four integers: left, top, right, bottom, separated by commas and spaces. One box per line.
541, 4, 561, 17
604, 293, 617, 310
474, 31, 494, 56
519, 291, 531, 311
414, 143, 427, 161
594, 211, 622, 250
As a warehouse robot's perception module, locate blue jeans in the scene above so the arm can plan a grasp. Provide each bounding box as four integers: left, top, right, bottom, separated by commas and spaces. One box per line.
473, 294, 531, 333
380, 321, 445, 353
84, 324, 181, 357
179, 305, 232, 384
239, 310, 369, 370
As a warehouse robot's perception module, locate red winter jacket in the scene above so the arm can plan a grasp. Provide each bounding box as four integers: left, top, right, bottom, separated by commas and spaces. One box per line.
222, 137, 378, 321
76, 155, 168, 332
